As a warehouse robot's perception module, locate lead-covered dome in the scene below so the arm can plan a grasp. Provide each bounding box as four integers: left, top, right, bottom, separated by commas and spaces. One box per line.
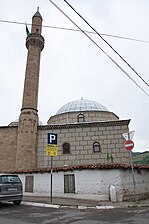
56, 99, 108, 115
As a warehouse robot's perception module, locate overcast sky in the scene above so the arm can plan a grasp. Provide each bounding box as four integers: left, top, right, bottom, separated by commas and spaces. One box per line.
0, 0, 149, 152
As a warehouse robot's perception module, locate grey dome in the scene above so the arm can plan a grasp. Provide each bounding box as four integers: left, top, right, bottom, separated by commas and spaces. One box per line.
56, 99, 109, 115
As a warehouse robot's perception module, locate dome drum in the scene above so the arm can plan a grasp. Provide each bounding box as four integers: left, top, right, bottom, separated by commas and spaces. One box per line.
47, 110, 119, 125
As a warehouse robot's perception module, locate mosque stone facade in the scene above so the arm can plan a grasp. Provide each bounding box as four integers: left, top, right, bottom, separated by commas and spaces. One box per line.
36, 100, 130, 168
0, 10, 130, 172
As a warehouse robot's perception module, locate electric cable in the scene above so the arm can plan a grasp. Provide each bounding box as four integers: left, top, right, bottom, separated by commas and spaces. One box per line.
0, 19, 149, 43
49, 0, 149, 97
64, 0, 149, 89
1, 5, 148, 96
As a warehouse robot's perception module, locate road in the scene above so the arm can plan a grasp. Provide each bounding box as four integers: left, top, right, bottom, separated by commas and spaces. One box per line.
0, 202, 149, 224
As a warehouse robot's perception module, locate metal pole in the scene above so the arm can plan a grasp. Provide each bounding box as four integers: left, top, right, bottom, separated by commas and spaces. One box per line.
128, 133, 137, 203
50, 156, 53, 203
129, 151, 137, 202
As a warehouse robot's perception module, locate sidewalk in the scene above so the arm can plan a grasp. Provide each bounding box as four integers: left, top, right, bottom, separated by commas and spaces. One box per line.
22, 196, 149, 209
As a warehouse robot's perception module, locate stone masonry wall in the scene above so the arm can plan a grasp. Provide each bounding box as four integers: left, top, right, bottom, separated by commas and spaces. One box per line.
120, 169, 149, 200
0, 126, 18, 171
37, 121, 130, 168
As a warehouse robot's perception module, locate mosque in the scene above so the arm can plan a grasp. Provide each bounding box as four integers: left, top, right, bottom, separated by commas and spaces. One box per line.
0, 9, 130, 172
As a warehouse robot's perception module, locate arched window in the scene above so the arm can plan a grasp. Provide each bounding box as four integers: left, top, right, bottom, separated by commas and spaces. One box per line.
77, 113, 84, 123
63, 143, 70, 154
93, 142, 100, 152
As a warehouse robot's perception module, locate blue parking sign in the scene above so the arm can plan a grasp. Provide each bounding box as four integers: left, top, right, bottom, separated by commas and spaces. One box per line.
48, 133, 57, 144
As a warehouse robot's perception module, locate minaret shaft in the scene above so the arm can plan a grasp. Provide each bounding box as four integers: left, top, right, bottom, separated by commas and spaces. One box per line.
22, 36, 43, 110
15, 10, 44, 170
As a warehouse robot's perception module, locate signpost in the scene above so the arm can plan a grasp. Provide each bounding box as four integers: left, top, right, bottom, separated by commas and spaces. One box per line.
46, 133, 58, 203
123, 133, 137, 202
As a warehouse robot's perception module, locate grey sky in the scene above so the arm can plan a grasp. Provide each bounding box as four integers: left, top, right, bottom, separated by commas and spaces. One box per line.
0, 0, 149, 152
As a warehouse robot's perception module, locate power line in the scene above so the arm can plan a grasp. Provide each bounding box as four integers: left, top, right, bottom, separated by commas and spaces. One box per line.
48, 0, 149, 97
0, 18, 149, 44
64, 0, 149, 89
0, 6, 148, 96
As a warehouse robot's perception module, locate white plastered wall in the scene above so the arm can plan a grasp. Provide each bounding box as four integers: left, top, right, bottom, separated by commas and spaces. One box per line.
19, 168, 149, 202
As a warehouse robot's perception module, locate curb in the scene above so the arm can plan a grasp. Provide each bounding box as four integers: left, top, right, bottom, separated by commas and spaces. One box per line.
22, 201, 117, 209
22, 201, 149, 210
22, 202, 60, 208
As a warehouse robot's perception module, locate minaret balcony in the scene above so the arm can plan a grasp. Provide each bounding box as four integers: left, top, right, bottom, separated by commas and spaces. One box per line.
26, 33, 44, 51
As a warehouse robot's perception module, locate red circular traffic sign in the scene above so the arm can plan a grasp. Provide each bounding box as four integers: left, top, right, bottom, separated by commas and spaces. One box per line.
124, 140, 134, 151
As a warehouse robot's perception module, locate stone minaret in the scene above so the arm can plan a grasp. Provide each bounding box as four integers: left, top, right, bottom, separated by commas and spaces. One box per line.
15, 9, 44, 170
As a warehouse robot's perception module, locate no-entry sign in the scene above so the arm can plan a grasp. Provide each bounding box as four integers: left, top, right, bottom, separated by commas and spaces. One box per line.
124, 139, 134, 151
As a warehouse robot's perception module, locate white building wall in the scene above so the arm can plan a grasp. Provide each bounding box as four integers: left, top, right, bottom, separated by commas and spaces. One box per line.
19, 169, 149, 202
75, 170, 121, 201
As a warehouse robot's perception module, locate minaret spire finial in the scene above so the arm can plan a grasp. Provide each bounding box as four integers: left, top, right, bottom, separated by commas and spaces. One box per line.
37, 6, 39, 11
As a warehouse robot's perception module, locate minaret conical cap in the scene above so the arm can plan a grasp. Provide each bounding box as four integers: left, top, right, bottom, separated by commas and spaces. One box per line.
33, 7, 42, 19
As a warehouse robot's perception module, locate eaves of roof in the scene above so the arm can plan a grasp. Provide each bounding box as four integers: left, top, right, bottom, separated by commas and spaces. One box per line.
6, 163, 149, 174
38, 119, 131, 130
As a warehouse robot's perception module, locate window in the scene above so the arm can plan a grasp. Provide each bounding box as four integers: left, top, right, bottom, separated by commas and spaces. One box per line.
93, 142, 100, 152
64, 174, 75, 193
0, 175, 21, 184
77, 113, 84, 123
63, 142, 70, 154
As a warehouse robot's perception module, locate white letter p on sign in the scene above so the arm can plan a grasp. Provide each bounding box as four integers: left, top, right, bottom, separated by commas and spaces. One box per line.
48, 133, 57, 144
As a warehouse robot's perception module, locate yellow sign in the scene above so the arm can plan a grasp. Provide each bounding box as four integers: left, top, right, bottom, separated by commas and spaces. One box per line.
46, 144, 58, 157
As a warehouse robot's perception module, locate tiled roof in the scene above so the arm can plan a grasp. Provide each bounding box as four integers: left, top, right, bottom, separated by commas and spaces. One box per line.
7, 163, 149, 174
